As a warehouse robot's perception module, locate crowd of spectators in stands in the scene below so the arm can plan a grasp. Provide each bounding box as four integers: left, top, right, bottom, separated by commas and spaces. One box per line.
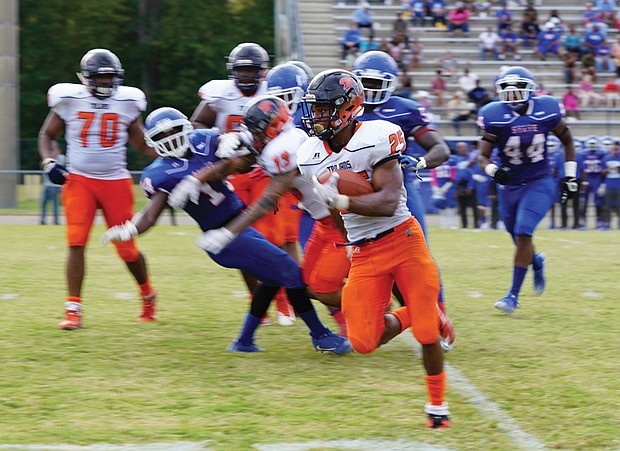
338, 0, 620, 123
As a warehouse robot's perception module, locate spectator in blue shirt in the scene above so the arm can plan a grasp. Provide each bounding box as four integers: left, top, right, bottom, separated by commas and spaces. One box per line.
583, 24, 606, 54
352, 2, 375, 39
595, 42, 616, 72
495, 4, 513, 33
341, 22, 362, 60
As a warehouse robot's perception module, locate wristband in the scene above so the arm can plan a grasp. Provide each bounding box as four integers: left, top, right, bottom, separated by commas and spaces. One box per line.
564, 161, 577, 178
332, 194, 350, 211
41, 158, 57, 171
485, 163, 499, 177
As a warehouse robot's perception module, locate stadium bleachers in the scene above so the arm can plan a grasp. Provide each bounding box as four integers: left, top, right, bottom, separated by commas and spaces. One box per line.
299, 0, 620, 140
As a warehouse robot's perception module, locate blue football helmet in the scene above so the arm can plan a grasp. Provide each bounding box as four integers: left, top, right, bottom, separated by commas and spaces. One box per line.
78, 49, 124, 99
573, 139, 584, 154
267, 63, 309, 114
547, 135, 561, 153
495, 66, 536, 109
288, 60, 314, 81
227, 43, 270, 95
584, 136, 600, 152
601, 136, 615, 152
144, 107, 193, 158
351, 51, 399, 105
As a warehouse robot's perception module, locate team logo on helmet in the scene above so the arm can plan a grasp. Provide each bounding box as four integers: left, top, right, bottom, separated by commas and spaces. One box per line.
339, 76, 355, 91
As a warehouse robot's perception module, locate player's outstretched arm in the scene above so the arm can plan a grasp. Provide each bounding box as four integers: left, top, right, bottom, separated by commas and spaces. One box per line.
101, 191, 168, 244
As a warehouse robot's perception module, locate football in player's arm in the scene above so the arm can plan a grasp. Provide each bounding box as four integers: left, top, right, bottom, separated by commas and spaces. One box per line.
102, 107, 352, 355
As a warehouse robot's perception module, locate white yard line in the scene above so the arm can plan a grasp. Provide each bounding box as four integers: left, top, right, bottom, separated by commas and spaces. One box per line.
254, 439, 452, 450
0, 442, 213, 451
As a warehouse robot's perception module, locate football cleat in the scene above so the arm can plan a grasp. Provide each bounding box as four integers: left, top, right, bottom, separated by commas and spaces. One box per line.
532, 252, 546, 296
494, 294, 520, 314
260, 314, 272, 325
59, 301, 82, 330
275, 295, 295, 326
227, 339, 264, 353
426, 414, 451, 429
138, 292, 157, 322
425, 402, 451, 429
311, 330, 353, 355
437, 305, 455, 352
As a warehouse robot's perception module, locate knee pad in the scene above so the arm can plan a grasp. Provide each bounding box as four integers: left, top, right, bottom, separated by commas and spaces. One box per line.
348, 335, 378, 355
114, 240, 140, 262
411, 323, 440, 346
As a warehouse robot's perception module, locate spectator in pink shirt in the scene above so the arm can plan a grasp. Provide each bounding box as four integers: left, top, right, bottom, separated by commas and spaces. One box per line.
563, 86, 580, 120
447, 2, 471, 37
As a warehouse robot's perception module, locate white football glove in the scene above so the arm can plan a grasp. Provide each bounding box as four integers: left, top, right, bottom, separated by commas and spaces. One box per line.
216, 133, 250, 159
101, 221, 138, 244
312, 173, 350, 210
597, 183, 606, 197
168, 175, 202, 209
196, 227, 237, 254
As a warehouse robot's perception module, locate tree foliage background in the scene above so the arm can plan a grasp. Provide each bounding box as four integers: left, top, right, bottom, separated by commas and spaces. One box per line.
19, 0, 274, 169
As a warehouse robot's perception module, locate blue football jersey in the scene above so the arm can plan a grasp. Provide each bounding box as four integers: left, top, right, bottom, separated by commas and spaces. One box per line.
578, 150, 606, 180
140, 129, 244, 231
477, 96, 563, 185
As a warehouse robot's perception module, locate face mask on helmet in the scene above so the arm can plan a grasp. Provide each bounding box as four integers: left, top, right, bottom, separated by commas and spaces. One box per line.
495, 67, 536, 109
585, 138, 600, 152
267, 63, 309, 114
242, 96, 291, 154
352, 51, 399, 105
144, 108, 194, 158
78, 49, 124, 99
227, 43, 269, 96
301, 70, 364, 141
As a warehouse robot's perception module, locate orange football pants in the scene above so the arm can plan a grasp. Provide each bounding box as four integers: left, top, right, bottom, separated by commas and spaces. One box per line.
229, 169, 285, 247
280, 192, 302, 244
302, 216, 350, 293
62, 173, 139, 261
342, 216, 440, 354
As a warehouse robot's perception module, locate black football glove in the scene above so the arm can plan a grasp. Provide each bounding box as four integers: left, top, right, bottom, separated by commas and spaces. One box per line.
41, 158, 69, 185
493, 167, 510, 184
560, 177, 578, 204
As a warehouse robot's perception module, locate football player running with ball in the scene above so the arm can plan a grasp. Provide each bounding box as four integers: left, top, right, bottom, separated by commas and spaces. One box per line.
101, 107, 352, 355
38, 49, 158, 330
297, 69, 451, 429
477, 66, 577, 314
352, 51, 455, 352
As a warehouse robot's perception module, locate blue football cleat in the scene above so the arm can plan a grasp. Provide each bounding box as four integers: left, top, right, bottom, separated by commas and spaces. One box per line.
227, 339, 264, 353
533, 252, 546, 296
494, 294, 520, 314
312, 330, 353, 355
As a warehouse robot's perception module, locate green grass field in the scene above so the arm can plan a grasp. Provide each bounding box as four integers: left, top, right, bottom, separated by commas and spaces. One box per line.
0, 223, 618, 450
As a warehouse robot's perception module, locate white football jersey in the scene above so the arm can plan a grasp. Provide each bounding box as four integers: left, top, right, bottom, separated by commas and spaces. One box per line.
197, 79, 268, 132
297, 121, 410, 242
256, 125, 330, 221
48, 83, 146, 180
